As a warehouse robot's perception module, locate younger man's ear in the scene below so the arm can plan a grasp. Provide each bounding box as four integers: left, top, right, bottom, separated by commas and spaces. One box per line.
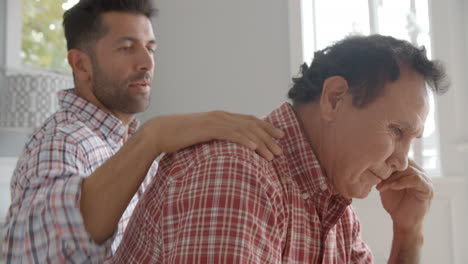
67, 49, 92, 82
319, 75, 349, 121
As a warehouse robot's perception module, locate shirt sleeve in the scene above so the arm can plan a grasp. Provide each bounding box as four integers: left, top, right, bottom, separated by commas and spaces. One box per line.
350, 210, 374, 264
112, 154, 288, 264
2, 135, 112, 263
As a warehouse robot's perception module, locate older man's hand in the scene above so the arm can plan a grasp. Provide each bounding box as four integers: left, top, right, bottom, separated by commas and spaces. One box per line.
376, 159, 434, 231
377, 160, 433, 263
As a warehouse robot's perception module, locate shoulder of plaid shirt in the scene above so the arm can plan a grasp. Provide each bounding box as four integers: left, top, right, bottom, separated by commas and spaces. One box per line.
110, 103, 374, 264
1, 91, 285, 263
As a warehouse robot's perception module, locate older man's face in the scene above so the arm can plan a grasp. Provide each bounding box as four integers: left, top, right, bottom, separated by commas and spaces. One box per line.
324, 66, 429, 199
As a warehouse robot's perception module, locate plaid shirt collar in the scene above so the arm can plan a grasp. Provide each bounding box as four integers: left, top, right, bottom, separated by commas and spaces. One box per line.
266, 103, 351, 206
58, 89, 140, 142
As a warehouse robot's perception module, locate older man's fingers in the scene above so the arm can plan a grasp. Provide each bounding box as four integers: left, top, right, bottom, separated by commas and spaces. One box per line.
378, 173, 433, 200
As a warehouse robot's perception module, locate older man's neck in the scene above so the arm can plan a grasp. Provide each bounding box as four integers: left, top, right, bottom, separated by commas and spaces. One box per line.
291, 103, 330, 169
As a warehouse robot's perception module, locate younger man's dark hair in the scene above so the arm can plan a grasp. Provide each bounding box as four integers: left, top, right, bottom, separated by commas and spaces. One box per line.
63, 0, 158, 53
288, 35, 449, 108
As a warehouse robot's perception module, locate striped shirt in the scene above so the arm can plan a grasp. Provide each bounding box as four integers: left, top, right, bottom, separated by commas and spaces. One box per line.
111, 103, 373, 263
2, 89, 157, 263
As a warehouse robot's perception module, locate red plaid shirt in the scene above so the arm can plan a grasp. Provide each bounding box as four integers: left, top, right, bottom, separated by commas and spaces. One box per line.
111, 103, 373, 263
2, 89, 157, 263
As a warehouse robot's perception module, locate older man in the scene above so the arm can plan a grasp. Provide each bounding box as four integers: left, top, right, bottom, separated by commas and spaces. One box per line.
112, 35, 447, 263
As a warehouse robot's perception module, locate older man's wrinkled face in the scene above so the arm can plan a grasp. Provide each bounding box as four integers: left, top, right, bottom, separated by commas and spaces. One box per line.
325, 67, 429, 199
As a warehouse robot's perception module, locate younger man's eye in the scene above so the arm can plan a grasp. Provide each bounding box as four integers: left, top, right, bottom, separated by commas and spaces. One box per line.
119, 46, 132, 51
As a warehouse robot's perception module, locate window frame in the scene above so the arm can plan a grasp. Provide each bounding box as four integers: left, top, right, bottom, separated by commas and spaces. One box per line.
2, 0, 72, 77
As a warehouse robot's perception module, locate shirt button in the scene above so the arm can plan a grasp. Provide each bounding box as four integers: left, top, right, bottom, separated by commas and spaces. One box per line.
111, 134, 120, 142
302, 193, 310, 200
320, 183, 328, 191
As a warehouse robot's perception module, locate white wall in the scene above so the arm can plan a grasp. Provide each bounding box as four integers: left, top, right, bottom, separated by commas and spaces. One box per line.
140, 0, 292, 120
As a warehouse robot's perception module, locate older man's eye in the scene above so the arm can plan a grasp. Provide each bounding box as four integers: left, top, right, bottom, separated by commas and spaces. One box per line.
390, 125, 403, 138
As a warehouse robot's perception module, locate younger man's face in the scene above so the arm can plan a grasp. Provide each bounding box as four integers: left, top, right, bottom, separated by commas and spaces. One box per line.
90, 11, 156, 115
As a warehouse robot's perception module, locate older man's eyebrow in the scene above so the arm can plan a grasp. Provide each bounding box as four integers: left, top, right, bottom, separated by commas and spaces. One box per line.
400, 120, 424, 138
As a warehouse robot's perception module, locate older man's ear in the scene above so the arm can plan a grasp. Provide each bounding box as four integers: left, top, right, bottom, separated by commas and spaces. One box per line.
319, 76, 349, 121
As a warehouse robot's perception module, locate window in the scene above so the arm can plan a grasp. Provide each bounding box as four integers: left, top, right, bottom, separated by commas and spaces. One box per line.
21, 0, 79, 73
0, 0, 74, 137
300, 0, 441, 176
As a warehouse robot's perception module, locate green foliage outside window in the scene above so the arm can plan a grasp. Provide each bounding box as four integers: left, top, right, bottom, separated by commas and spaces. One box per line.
22, 0, 77, 73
